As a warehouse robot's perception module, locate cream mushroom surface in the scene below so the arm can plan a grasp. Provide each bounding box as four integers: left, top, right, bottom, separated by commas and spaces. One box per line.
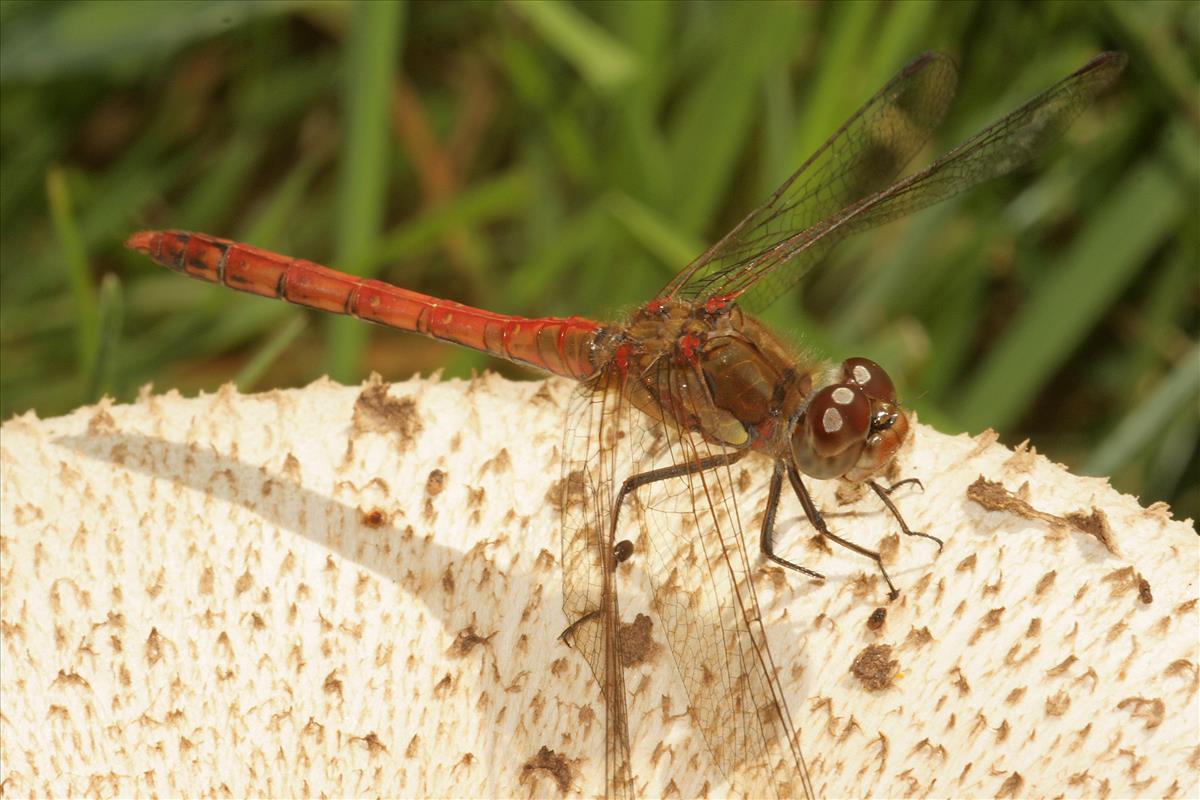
2, 375, 1196, 798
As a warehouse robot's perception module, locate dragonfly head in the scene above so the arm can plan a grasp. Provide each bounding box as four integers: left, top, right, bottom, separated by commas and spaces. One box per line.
791, 357, 909, 481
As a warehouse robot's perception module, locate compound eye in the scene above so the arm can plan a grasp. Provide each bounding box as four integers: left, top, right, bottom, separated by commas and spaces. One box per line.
842, 357, 896, 403
792, 383, 871, 480
806, 383, 870, 457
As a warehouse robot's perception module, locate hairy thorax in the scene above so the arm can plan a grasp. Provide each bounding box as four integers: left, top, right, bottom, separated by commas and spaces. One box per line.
600, 298, 829, 458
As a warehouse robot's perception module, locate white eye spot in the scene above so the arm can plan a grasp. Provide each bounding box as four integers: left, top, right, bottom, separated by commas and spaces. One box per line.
831, 386, 856, 405
852, 364, 872, 385
822, 407, 843, 433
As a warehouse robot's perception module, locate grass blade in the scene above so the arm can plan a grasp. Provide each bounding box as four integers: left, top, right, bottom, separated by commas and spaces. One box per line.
327, 0, 404, 382
954, 153, 1186, 432
1085, 341, 1200, 477
367, 168, 532, 272
87, 273, 124, 400
0, 0, 311, 81
45, 166, 96, 390
236, 313, 307, 393
508, 0, 638, 92
603, 191, 703, 277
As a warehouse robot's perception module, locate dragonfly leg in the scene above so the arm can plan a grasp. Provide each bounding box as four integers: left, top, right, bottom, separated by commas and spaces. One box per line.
603, 448, 747, 594
560, 450, 745, 645
883, 476, 923, 492
787, 463, 899, 600
559, 611, 598, 644
867, 479, 943, 552
760, 461, 825, 580
611, 449, 749, 530
558, 540, 634, 644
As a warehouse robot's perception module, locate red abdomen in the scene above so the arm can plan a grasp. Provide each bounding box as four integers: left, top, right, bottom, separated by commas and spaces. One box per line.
127, 230, 602, 381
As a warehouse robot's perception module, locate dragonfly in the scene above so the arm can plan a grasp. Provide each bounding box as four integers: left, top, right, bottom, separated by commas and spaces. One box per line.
127, 51, 1125, 799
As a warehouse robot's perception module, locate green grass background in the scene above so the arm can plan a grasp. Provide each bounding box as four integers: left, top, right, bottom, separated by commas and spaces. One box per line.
2, 0, 1197, 520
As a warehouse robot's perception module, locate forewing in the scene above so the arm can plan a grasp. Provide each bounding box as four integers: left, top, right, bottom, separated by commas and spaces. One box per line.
559, 373, 634, 799
621, 359, 815, 799
660, 51, 958, 310
680, 52, 1127, 309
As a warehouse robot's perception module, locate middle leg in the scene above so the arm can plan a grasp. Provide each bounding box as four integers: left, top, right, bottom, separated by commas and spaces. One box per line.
787, 463, 899, 599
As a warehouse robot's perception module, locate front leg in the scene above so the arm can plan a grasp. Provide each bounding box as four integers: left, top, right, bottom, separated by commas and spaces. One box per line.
787, 463, 900, 600
868, 478, 943, 551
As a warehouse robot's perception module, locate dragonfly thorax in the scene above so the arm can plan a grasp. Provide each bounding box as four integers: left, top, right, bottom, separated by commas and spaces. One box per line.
612, 300, 910, 482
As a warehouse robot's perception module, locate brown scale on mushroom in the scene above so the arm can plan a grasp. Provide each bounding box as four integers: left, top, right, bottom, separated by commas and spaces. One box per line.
1045, 690, 1071, 716
519, 746, 574, 794
968, 607, 1004, 645
351, 377, 423, 444
849, 644, 898, 692
1047, 655, 1077, 676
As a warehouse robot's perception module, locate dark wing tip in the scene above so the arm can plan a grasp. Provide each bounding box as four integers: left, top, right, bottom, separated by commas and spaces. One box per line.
1077, 51, 1129, 83
903, 50, 956, 77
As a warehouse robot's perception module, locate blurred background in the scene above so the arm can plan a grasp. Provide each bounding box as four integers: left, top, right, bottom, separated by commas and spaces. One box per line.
1, 0, 1197, 520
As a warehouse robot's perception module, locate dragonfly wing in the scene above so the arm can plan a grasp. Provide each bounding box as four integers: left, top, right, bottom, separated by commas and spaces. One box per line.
660, 51, 958, 310
620, 357, 815, 799
679, 52, 1127, 310
560, 375, 634, 799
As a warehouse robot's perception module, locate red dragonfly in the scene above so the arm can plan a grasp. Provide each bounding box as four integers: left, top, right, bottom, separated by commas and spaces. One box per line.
128, 51, 1124, 799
